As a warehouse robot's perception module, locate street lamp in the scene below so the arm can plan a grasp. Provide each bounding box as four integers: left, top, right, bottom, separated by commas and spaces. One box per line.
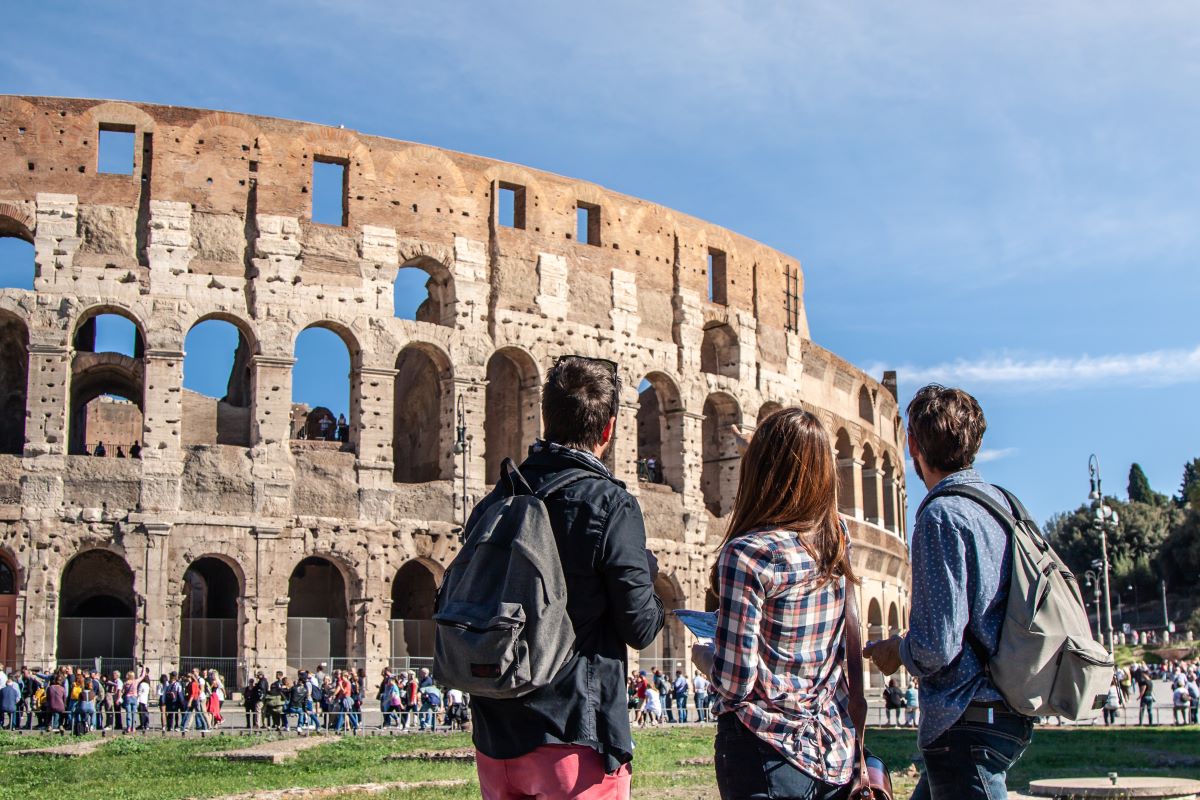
1083, 570, 1103, 633
453, 393, 469, 534
1088, 454, 1120, 655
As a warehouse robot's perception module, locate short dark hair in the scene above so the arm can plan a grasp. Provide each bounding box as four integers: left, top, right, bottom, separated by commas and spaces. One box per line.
542, 356, 620, 450
906, 384, 987, 472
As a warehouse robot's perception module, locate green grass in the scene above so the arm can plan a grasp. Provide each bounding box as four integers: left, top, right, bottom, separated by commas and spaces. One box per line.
0, 726, 1198, 799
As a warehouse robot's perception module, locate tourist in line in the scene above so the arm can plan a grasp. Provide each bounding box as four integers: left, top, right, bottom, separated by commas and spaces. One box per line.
1138, 670, 1155, 725
1103, 676, 1122, 725
136, 672, 151, 730
1173, 681, 1190, 726
641, 679, 662, 727
672, 669, 689, 723
105, 670, 122, 730
467, 356, 664, 800
883, 677, 905, 726
0, 678, 18, 729
864, 385, 1033, 799
121, 670, 140, 733
692, 408, 859, 800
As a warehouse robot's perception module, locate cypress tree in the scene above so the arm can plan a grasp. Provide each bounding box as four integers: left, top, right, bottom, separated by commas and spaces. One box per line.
1128, 463, 1154, 505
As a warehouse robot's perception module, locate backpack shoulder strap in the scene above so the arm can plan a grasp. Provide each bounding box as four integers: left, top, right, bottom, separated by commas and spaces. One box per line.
922, 483, 1018, 533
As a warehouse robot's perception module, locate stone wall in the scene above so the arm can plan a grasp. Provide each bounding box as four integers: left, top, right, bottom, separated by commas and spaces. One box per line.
0, 95, 909, 682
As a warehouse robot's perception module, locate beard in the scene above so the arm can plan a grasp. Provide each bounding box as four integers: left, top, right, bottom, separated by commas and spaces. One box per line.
912, 457, 925, 484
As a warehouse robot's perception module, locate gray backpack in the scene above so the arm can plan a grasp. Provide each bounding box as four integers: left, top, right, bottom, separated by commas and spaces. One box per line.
927, 484, 1114, 720
432, 459, 587, 699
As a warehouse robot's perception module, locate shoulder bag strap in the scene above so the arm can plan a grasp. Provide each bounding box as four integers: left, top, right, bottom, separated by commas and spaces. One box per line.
843, 577, 872, 798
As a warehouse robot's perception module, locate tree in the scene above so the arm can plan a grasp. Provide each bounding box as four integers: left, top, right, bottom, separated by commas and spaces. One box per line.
1179, 458, 1200, 510
1158, 508, 1200, 588
1128, 463, 1156, 505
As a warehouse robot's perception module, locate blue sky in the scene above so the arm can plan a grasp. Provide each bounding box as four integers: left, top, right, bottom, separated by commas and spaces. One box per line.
2, 2, 1198, 526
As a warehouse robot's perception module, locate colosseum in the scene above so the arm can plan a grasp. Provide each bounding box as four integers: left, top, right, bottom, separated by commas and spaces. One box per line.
0, 95, 909, 688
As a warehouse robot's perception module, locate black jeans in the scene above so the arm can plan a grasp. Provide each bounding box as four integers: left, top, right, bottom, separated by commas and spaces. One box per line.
714, 713, 851, 800
912, 705, 1033, 800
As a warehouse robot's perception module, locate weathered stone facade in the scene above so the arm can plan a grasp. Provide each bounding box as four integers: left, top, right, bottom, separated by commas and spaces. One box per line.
0, 96, 909, 683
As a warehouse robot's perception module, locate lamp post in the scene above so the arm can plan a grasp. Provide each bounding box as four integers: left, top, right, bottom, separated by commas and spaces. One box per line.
1084, 570, 1103, 633
1089, 454, 1120, 655
453, 393, 469, 533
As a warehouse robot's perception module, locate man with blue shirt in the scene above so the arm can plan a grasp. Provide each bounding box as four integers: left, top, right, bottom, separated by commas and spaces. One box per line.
864, 384, 1033, 800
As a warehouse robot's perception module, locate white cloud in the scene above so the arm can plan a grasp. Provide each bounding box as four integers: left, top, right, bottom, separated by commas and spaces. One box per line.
873, 346, 1200, 391
975, 447, 1018, 463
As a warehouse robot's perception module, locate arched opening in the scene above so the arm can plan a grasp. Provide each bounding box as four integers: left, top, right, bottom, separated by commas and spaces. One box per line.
179, 557, 241, 679
394, 258, 455, 327
292, 325, 354, 450
182, 318, 253, 447
635, 374, 683, 492
700, 323, 738, 378
702, 392, 742, 517
0, 553, 17, 666
393, 345, 449, 483
484, 348, 540, 481
286, 556, 348, 672
56, 550, 136, 672
858, 386, 874, 424
640, 573, 685, 674
0, 314, 29, 455
866, 597, 884, 689
887, 602, 899, 636
0, 236, 34, 292
861, 443, 879, 525
756, 402, 783, 427
834, 429, 855, 516
69, 311, 145, 456
390, 560, 439, 671
881, 453, 898, 534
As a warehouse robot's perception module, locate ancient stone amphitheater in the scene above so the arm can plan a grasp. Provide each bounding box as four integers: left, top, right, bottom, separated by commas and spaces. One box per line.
0, 96, 909, 685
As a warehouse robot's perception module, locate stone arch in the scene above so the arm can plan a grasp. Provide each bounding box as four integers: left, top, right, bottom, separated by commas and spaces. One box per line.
0, 203, 34, 243
177, 117, 275, 208
700, 323, 739, 378
642, 571, 687, 671
858, 386, 874, 424
389, 559, 440, 667
393, 343, 452, 483
56, 548, 137, 667
69, 306, 147, 456
636, 371, 684, 492
484, 347, 541, 481
182, 314, 258, 447
286, 555, 350, 671
861, 442, 879, 524
179, 555, 243, 671
0, 548, 17, 666
834, 428, 855, 516
0, 312, 28, 454
82, 101, 158, 134
701, 392, 743, 517
382, 146, 470, 200
887, 602, 899, 635
292, 321, 360, 450
394, 255, 456, 327
756, 401, 784, 426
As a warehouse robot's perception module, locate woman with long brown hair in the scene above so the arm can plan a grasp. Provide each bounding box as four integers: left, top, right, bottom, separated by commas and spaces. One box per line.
692, 408, 860, 800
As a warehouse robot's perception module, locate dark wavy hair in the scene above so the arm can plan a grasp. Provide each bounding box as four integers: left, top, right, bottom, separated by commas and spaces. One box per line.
906, 384, 987, 472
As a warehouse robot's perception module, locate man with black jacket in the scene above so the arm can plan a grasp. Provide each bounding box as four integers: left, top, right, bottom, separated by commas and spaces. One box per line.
468, 355, 664, 800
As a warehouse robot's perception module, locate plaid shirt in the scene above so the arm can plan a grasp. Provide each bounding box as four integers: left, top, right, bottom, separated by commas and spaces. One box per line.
711, 527, 856, 786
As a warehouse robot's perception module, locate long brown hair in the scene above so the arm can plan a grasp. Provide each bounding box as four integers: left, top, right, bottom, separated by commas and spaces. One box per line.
709, 408, 858, 600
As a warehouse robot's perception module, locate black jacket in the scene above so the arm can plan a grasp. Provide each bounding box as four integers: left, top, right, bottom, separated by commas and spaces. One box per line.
468, 445, 665, 773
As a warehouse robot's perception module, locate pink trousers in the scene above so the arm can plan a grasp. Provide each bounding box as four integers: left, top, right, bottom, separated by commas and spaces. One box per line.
476, 744, 632, 800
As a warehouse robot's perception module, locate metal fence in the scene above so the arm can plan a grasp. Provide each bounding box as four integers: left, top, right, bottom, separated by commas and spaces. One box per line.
286, 617, 347, 672
56, 617, 135, 662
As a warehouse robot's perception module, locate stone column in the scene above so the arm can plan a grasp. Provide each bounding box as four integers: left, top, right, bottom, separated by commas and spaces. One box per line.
140, 350, 185, 513
145, 200, 193, 282
133, 521, 174, 677
672, 289, 704, 373
23, 343, 70, 457
452, 236, 491, 331
247, 355, 296, 519
33, 193, 81, 292
614, 383, 640, 491
679, 410, 706, 508
249, 527, 287, 672
355, 365, 398, 522
862, 467, 884, 527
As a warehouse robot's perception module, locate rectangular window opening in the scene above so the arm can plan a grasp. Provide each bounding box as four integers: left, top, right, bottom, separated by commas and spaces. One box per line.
707, 248, 728, 305
97, 125, 136, 175
577, 202, 600, 246
312, 157, 348, 226
784, 264, 801, 333
497, 182, 526, 229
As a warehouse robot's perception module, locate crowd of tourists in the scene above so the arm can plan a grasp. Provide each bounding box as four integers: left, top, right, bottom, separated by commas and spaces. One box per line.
1097, 661, 1200, 726
626, 669, 711, 726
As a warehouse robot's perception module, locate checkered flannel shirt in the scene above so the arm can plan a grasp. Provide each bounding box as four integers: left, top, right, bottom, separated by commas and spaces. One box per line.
711, 526, 856, 786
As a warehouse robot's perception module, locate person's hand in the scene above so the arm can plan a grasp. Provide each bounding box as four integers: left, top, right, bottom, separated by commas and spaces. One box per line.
645, 548, 660, 582
863, 636, 904, 676
691, 641, 715, 677
730, 425, 751, 455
